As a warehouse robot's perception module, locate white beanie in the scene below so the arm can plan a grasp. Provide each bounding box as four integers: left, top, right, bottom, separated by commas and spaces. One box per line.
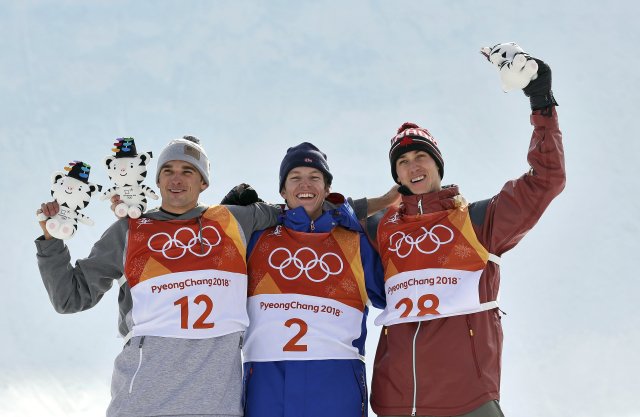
156, 136, 210, 185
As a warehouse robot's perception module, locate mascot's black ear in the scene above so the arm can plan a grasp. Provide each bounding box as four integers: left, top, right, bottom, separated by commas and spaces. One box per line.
53, 173, 64, 184
104, 156, 114, 168
139, 152, 152, 165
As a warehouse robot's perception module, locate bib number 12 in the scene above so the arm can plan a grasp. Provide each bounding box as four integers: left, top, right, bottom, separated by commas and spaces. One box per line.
174, 294, 215, 329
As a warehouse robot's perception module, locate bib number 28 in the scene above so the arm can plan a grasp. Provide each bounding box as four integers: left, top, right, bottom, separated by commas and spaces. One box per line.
174, 294, 215, 329
395, 294, 440, 318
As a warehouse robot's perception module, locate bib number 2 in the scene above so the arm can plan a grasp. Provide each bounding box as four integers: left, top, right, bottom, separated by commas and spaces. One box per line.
174, 294, 215, 329
283, 318, 308, 352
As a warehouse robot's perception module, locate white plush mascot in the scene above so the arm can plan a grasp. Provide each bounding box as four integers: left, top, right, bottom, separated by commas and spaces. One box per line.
101, 137, 159, 218
37, 161, 102, 240
481, 42, 539, 92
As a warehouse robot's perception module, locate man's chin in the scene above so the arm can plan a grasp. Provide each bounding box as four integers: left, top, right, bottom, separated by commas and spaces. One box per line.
406, 184, 432, 195
293, 201, 322, 215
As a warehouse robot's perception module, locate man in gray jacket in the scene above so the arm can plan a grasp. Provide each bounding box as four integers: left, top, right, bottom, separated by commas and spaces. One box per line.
36, 136, 286, 417
36, 136, 396, 417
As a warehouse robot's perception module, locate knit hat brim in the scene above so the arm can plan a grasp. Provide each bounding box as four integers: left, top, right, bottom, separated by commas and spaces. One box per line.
389, 123, 444, 184
279, 142, 333, 191
390, 140, 444, 183
156, 137, 210, 185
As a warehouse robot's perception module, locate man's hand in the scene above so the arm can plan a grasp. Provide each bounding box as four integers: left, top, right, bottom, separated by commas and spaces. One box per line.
523, 58, 558, 111
481, 42, 557, 111
366, 185, 401, 216
220, 183, 264, 206
36, 201, 59, 240
110, 195, 132, 218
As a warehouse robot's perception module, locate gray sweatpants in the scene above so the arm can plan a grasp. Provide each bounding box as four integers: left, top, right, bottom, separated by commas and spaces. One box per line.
379, 400, 505, 417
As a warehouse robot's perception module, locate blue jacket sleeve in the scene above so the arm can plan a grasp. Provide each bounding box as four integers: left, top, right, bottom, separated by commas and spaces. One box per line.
246, 229, 265, 259
359, 232, 386, 309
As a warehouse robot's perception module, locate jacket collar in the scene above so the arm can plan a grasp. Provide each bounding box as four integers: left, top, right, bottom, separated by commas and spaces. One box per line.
279, 193, 362, 233
400, 185, 462, 215
145, 203, 208, 220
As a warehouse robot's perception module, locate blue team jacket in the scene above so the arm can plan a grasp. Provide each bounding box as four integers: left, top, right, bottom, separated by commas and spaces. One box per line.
243, 197, 386, 417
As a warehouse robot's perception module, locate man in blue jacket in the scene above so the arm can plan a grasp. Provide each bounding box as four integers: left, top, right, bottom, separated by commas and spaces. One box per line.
241, 143, 387, 417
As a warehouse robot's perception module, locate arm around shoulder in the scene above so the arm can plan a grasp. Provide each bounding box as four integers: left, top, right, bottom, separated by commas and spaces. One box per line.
351, 184, 401, 220
226, 202, 282, 244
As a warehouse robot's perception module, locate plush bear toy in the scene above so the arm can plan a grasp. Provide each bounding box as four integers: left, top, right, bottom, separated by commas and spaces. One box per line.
101, 137, 159, 219
37, 161, 102, 240
480, 42, 539, 92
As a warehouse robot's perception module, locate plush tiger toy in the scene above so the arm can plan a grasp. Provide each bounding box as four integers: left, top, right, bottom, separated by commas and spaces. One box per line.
101, 137, 159, 219
481, 42, 539, 92
37, 161, 102, 240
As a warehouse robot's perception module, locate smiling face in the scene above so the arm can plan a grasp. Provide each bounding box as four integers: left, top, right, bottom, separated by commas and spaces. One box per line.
51, 175, 95, 210
395, 150, 442, 195
157, 160, 208, 214
280, 166, 330, 220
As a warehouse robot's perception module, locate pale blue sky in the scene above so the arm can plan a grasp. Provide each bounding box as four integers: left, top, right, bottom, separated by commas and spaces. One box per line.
1, 1, 638, 416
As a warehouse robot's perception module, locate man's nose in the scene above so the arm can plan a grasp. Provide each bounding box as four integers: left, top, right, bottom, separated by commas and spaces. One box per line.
168, 173, 183, 183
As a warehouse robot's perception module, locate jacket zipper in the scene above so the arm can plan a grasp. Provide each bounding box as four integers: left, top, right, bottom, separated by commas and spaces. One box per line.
466, 316, 482, 378
417, 198, 423, 215
197, 216, 205, 254
411, 321, 421, 416
129, 336, 145, 393
310, 220, 315, 232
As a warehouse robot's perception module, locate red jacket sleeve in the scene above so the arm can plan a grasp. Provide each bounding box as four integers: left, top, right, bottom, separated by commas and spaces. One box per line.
477, 106, 566, 255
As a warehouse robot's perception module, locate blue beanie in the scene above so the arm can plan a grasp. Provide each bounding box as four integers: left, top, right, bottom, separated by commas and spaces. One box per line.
279, 142, 333, 191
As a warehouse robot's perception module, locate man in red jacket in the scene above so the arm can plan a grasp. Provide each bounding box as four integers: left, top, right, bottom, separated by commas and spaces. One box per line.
368, 47, 565, 416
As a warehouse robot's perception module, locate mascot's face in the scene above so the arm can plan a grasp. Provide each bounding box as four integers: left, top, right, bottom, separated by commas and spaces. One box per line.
51, 175, 95, 210
106, 155, 149, 186
483, 42, 525, 68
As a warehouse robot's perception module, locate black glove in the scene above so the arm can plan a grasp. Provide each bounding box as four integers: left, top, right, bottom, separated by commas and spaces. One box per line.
220, 183, 264, 206
523, 58, 558, 112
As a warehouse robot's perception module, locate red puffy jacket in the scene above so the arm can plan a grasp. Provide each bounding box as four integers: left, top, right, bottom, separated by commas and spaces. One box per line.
369, 107, 565, 416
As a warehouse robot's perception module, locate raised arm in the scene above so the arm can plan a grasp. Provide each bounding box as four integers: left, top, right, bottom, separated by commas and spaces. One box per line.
477, 45, 565, 254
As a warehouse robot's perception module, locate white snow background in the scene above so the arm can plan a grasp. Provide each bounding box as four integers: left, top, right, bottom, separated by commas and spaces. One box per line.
1, 1, 637, 416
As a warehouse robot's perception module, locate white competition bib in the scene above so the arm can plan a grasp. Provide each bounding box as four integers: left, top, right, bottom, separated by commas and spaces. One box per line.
374, 268, 498, 326
243, 293, 364, 362
130, 269, 248, 339
123, 206, 249, 340
376, 206, 500, 327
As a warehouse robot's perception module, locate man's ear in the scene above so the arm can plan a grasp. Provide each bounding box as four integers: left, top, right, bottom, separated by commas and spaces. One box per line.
200, 180, 208, 191
280, 190, 286, 200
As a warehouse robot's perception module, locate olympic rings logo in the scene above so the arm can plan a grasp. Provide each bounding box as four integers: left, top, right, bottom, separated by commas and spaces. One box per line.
268, 247, 344, 283
148, 226, 222, 259
388, 224, 454, 258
